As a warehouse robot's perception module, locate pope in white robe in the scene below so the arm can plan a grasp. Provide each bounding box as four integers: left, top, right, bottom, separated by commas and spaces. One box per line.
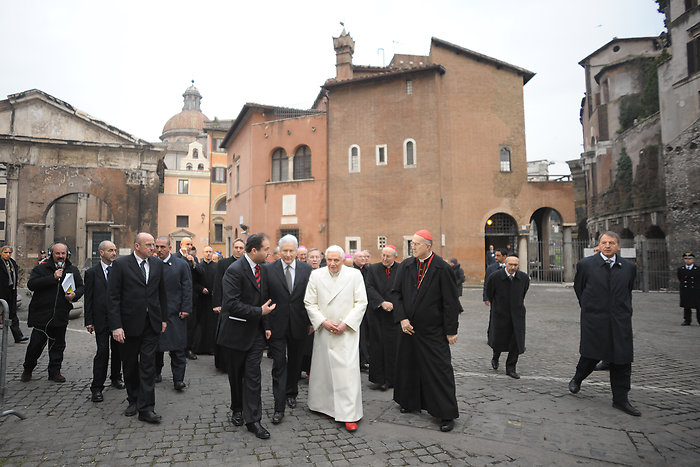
304, 245, 367, 427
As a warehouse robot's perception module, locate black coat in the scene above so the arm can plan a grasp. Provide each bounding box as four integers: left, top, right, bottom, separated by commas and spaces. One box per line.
391, 253, 459, 420
485, 268, 529, 354
217, 255, 269, 351
27, 258, 84, 328
678, 264, 699, 308
193, 259, 219, 354
574, 254, 636, 364
158, 256, 193, 351
107, 254, 168, 337
0, 257, 18, 312
84, 262, 111, 333
451, 263, 465, 296
482, 262, 503, 301
213, 256, 237, 308
264, 259, 312, 340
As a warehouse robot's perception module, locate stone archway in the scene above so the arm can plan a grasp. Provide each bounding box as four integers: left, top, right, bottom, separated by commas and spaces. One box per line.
484, 213, 518, 266
529, 207, 564, 282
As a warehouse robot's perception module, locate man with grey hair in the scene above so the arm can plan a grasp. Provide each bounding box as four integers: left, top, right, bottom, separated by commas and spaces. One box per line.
304, 245, 367, 432
569, 231, 640, 416
263, 234, 313, 423
0, 245, 26, 343
84, 240, 124, 402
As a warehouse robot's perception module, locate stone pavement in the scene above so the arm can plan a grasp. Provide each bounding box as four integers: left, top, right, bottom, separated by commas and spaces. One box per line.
1, 286, 699, 466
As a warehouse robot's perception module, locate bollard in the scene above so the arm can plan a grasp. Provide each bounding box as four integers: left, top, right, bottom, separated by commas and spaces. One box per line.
0, 298, 27, 420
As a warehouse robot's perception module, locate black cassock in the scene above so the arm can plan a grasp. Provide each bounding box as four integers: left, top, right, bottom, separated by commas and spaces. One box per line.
391, 253, 459, 420
485, 268, 529, 354
193, 260, 219, 354
365, 261, 400, 386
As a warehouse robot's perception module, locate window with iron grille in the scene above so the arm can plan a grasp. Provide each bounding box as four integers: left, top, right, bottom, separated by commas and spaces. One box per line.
500, 147, 512, 172
272, 148, 288, 182
349, 145, 360, 173
280, 228, 300, 243
293, 145, 312, 179
406, 79, 413, 95
377, 236, 387, 249
485, 213, 517, 235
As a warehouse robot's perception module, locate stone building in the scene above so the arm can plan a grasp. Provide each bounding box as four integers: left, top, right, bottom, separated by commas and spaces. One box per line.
0, 89, 161, 278
322, 32, 574, 283
221, 104, 327, 252
658, 0, 700, 263
204, 118, 233, 255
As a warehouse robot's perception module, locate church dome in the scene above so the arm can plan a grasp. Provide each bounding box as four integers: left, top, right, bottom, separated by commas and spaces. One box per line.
161, 81, 209, 136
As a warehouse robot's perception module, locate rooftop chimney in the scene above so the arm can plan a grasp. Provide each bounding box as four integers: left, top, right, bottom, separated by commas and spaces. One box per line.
333, 29, 355, 80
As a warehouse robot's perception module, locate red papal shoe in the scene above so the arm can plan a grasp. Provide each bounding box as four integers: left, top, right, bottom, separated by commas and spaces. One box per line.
345, 422, 358, 432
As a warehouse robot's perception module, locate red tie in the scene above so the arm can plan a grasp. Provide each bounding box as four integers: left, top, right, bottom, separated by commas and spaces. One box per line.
255, 265, 261, 288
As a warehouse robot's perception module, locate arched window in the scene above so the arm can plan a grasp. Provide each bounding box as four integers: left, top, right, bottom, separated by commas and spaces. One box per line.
293, 145, 312, 179
271, 148, 288, 182
197, 163, 204, 170
186, 163, 192, 170
214, 198, 227, 213
403, 139, 416, 167
193, 149, 199, 159
348, 145, 360, 173
500, 147, 511, 172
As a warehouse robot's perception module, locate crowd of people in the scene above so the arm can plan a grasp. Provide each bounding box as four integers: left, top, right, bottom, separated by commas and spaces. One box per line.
1, 231, 698, 437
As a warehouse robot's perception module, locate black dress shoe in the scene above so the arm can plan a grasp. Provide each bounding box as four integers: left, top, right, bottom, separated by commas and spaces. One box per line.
272, 411, 284, 424
613, 401, 641, 416
399, 406, 411, 413
491, 358, 499, 370
111, 379, 126, 389
138, 410, 162, 423
231, 411, 244, 426
124, 403, 137, 417
246, 421, 270, 439
380, 383, 389, 391
154, 373, 162, 383
186, 350, 198, 360
360, 363, 369, 372
49, 374, 66, 383
439, 419, 455, 432
20, 371, 31, 382
174, 381, 186, 391
369, 383, 383, 390
506, 370, 520, 379
91, 391, 104, 403
568, 378, 581, 394
594, 361, 611, 371
681, 321, 691, 326
15, 336, 29, 343
286, 397, 297, 409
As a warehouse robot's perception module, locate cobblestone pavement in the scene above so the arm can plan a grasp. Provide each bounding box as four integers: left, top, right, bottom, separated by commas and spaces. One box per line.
1, 286, 698, 466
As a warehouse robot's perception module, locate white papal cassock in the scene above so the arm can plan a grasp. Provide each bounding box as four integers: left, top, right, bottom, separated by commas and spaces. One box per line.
304, 265, 367, 422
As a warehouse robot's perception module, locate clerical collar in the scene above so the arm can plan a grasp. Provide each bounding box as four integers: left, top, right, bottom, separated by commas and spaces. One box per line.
418, 252, 433, 263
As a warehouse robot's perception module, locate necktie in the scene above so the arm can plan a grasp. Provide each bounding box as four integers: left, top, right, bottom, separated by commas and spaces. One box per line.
106, 265, 112, 282
6, 261, 13, 288
508, 274, 514, 281
140, 260, 147, 283
255, 265, 261, 289
605, 258, 614, 268
285, 265, 293, 293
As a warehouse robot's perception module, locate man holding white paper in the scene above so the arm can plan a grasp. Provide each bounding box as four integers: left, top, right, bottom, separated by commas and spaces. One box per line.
21, 243, 84, 383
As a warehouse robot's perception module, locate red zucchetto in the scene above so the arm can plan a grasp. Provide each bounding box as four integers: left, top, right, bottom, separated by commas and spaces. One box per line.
415, 230, 432, 241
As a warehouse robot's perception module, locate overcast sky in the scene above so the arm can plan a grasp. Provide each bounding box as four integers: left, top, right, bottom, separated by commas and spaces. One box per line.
1, 0, 665, 174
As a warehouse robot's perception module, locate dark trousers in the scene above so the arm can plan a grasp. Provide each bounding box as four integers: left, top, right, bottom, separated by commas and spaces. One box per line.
186, 313, 196, 352
683, 307, 699, 324
493, 335, 520, 371
227, 334, 265, 424
268, 334, 305, 412
8, 300, 24, 341
23, 326, 66, 376
156, 349, 187, 382
359, 313, 369, 366
574, 356, 632, 404
120, 325, 159, 413
91, 331, 123, 392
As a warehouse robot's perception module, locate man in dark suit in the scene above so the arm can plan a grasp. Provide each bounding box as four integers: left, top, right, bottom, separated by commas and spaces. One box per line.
212, 238, 246, 371
176, 236, 199, 360
263, 234, 312, 424
485, 254, 529, 379
84, 240, 124, 402
678, 252, 699, 325
108, 232, 168, 424
483, 248, 507, 306
154, 236, 192, 391
217, 233, 275, 439
365, 245, 400, 391
392, 230, 460, 433
568, 231, 641, 416
0, 245, 27, 343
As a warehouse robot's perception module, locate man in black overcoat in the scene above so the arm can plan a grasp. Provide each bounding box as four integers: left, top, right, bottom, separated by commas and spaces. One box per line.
485, 254, 529, 378
108, 233, 168, 423
154, 236, 192, 391
217, 233, 275, 439
193, 246, 218, 354
568, 231, 641, 416
678, 252, 699, 326
391, 230, 460, 432
0, 245, 27, 343
212, 238, 246, 371
365, 245, 400, 391
263, 234, 312, 424
21, 243, 84, 383
483, 248, 507, 305
84, 240, 124, 402
176, 236, 199, 360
